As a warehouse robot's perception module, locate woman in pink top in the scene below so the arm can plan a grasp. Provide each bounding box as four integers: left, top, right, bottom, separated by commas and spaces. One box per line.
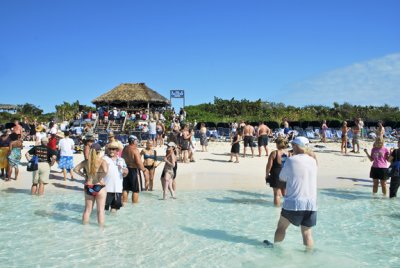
364, 138, 390, 196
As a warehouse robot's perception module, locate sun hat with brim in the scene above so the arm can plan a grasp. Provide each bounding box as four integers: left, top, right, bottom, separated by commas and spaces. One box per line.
291, 137, 309, 148
167, 142, 177, 148
108, 141, 122, 149
56, 131, 65, 138
35, 126, 43, 132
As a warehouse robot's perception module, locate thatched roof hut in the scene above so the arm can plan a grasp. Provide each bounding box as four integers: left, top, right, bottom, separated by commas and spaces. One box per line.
92, 83, 170, 110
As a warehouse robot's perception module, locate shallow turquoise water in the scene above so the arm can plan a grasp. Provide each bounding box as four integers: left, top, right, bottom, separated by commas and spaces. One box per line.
1, 187, 400, 267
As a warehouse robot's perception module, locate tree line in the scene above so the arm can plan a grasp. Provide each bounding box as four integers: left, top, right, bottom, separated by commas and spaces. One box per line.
184, 97, 400, 128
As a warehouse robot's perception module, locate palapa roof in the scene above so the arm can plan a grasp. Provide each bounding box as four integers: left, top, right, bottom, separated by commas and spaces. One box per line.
92, 83, 170, 106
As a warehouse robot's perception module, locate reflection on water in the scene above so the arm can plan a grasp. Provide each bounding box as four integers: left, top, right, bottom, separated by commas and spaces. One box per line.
0, 188, 399, 267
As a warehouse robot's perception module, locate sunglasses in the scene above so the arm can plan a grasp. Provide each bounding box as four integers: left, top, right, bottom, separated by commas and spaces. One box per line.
109, 148, 118, 151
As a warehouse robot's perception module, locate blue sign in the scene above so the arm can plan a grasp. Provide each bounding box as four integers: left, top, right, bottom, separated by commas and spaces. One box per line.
170, 90, 185, 98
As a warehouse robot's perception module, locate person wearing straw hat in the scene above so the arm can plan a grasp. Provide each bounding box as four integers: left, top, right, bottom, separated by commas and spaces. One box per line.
103, 141, 128, 212
264, 137, 318, 249
121, 135, 149, 204
35, 125, 46, 146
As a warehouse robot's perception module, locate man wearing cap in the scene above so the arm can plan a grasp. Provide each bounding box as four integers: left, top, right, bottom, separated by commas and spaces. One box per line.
25, 137, 57, 195
265, 136, 318, 249
121, 135, 149, 203
103, 141, 128, 212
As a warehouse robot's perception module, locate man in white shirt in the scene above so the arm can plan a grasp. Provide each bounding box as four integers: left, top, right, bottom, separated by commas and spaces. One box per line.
103, 141, 128, 212
58, 131, 75, 181
265, 137, 318, 249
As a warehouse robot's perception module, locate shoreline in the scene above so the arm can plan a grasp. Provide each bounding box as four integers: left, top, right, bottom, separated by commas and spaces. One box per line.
0, 140, 374, 194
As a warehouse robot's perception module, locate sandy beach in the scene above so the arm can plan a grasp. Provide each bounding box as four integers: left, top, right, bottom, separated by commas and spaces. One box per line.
0, 139, 374, 193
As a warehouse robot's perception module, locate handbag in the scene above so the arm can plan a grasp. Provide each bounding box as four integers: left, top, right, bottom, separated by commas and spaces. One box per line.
27, 155, 38, 172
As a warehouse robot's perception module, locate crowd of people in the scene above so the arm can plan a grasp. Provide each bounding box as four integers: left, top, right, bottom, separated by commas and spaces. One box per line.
1, 113, 400, 250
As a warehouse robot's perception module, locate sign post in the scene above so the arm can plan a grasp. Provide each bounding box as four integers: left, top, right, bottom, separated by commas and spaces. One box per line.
170, 90, 185, 107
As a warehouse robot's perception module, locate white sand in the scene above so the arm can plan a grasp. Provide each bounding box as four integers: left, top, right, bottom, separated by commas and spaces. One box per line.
0, 140, 374, 193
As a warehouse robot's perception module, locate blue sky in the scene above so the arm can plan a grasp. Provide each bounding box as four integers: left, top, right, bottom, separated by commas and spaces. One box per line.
1, 0, 399, 113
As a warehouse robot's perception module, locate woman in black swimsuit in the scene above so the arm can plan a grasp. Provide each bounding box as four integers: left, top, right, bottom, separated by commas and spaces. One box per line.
265, 137, 289, 207
140, 141, 157, 191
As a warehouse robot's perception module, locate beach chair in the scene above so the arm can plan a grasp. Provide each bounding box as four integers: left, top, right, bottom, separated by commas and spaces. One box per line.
335, 130, 342, 142
116, 134, 128, 145
97, 132, 108, 147
325, 129, 334, 141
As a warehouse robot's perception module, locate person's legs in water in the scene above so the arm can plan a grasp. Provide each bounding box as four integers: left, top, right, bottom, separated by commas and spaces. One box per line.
161, 176, 167, 199
273, 188, 283, 207
372, 179, 379, 194
31, 184, 38, 195
122, 190, 129, 204
83, 193, 94, 224
95, 189, 107, 226
38, 182, 45, 195
132, 192, 139, 203
301, 225, 314, 249
149, 168, 155, 191
389, 176, 400, 198
274, 215, 291, 244
380, 179, 387, 196
166, 173, 176, 198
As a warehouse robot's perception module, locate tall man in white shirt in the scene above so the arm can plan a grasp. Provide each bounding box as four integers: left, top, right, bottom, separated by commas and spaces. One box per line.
264, 137, 318, 249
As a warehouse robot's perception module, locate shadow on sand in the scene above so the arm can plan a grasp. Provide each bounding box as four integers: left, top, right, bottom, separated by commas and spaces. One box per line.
180, 227, 261, 246
1, 187, 31, 194
211, 153, 230, 156
201, 158, 232, 163
34, 209, 81, 224
319, 188, 371, 200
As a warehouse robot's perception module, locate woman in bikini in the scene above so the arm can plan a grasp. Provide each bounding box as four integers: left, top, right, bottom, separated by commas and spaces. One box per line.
341, 121, 349, 154
74, 143, 108, 226
140, 141, 157, 191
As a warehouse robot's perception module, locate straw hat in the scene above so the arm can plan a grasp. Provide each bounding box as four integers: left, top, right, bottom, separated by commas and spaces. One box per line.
56, 131, 65, 138
35, 125, 43, 132
108, 141, 123, 150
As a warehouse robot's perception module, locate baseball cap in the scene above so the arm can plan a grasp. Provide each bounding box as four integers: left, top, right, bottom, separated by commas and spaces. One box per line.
291, 137, 309, 148
91, 143, 102, 152
128, 135, 138, 143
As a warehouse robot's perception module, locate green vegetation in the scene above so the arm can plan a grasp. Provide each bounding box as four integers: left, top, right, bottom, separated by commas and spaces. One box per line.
0, 101, 95, 124
185, 97, 400, 125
